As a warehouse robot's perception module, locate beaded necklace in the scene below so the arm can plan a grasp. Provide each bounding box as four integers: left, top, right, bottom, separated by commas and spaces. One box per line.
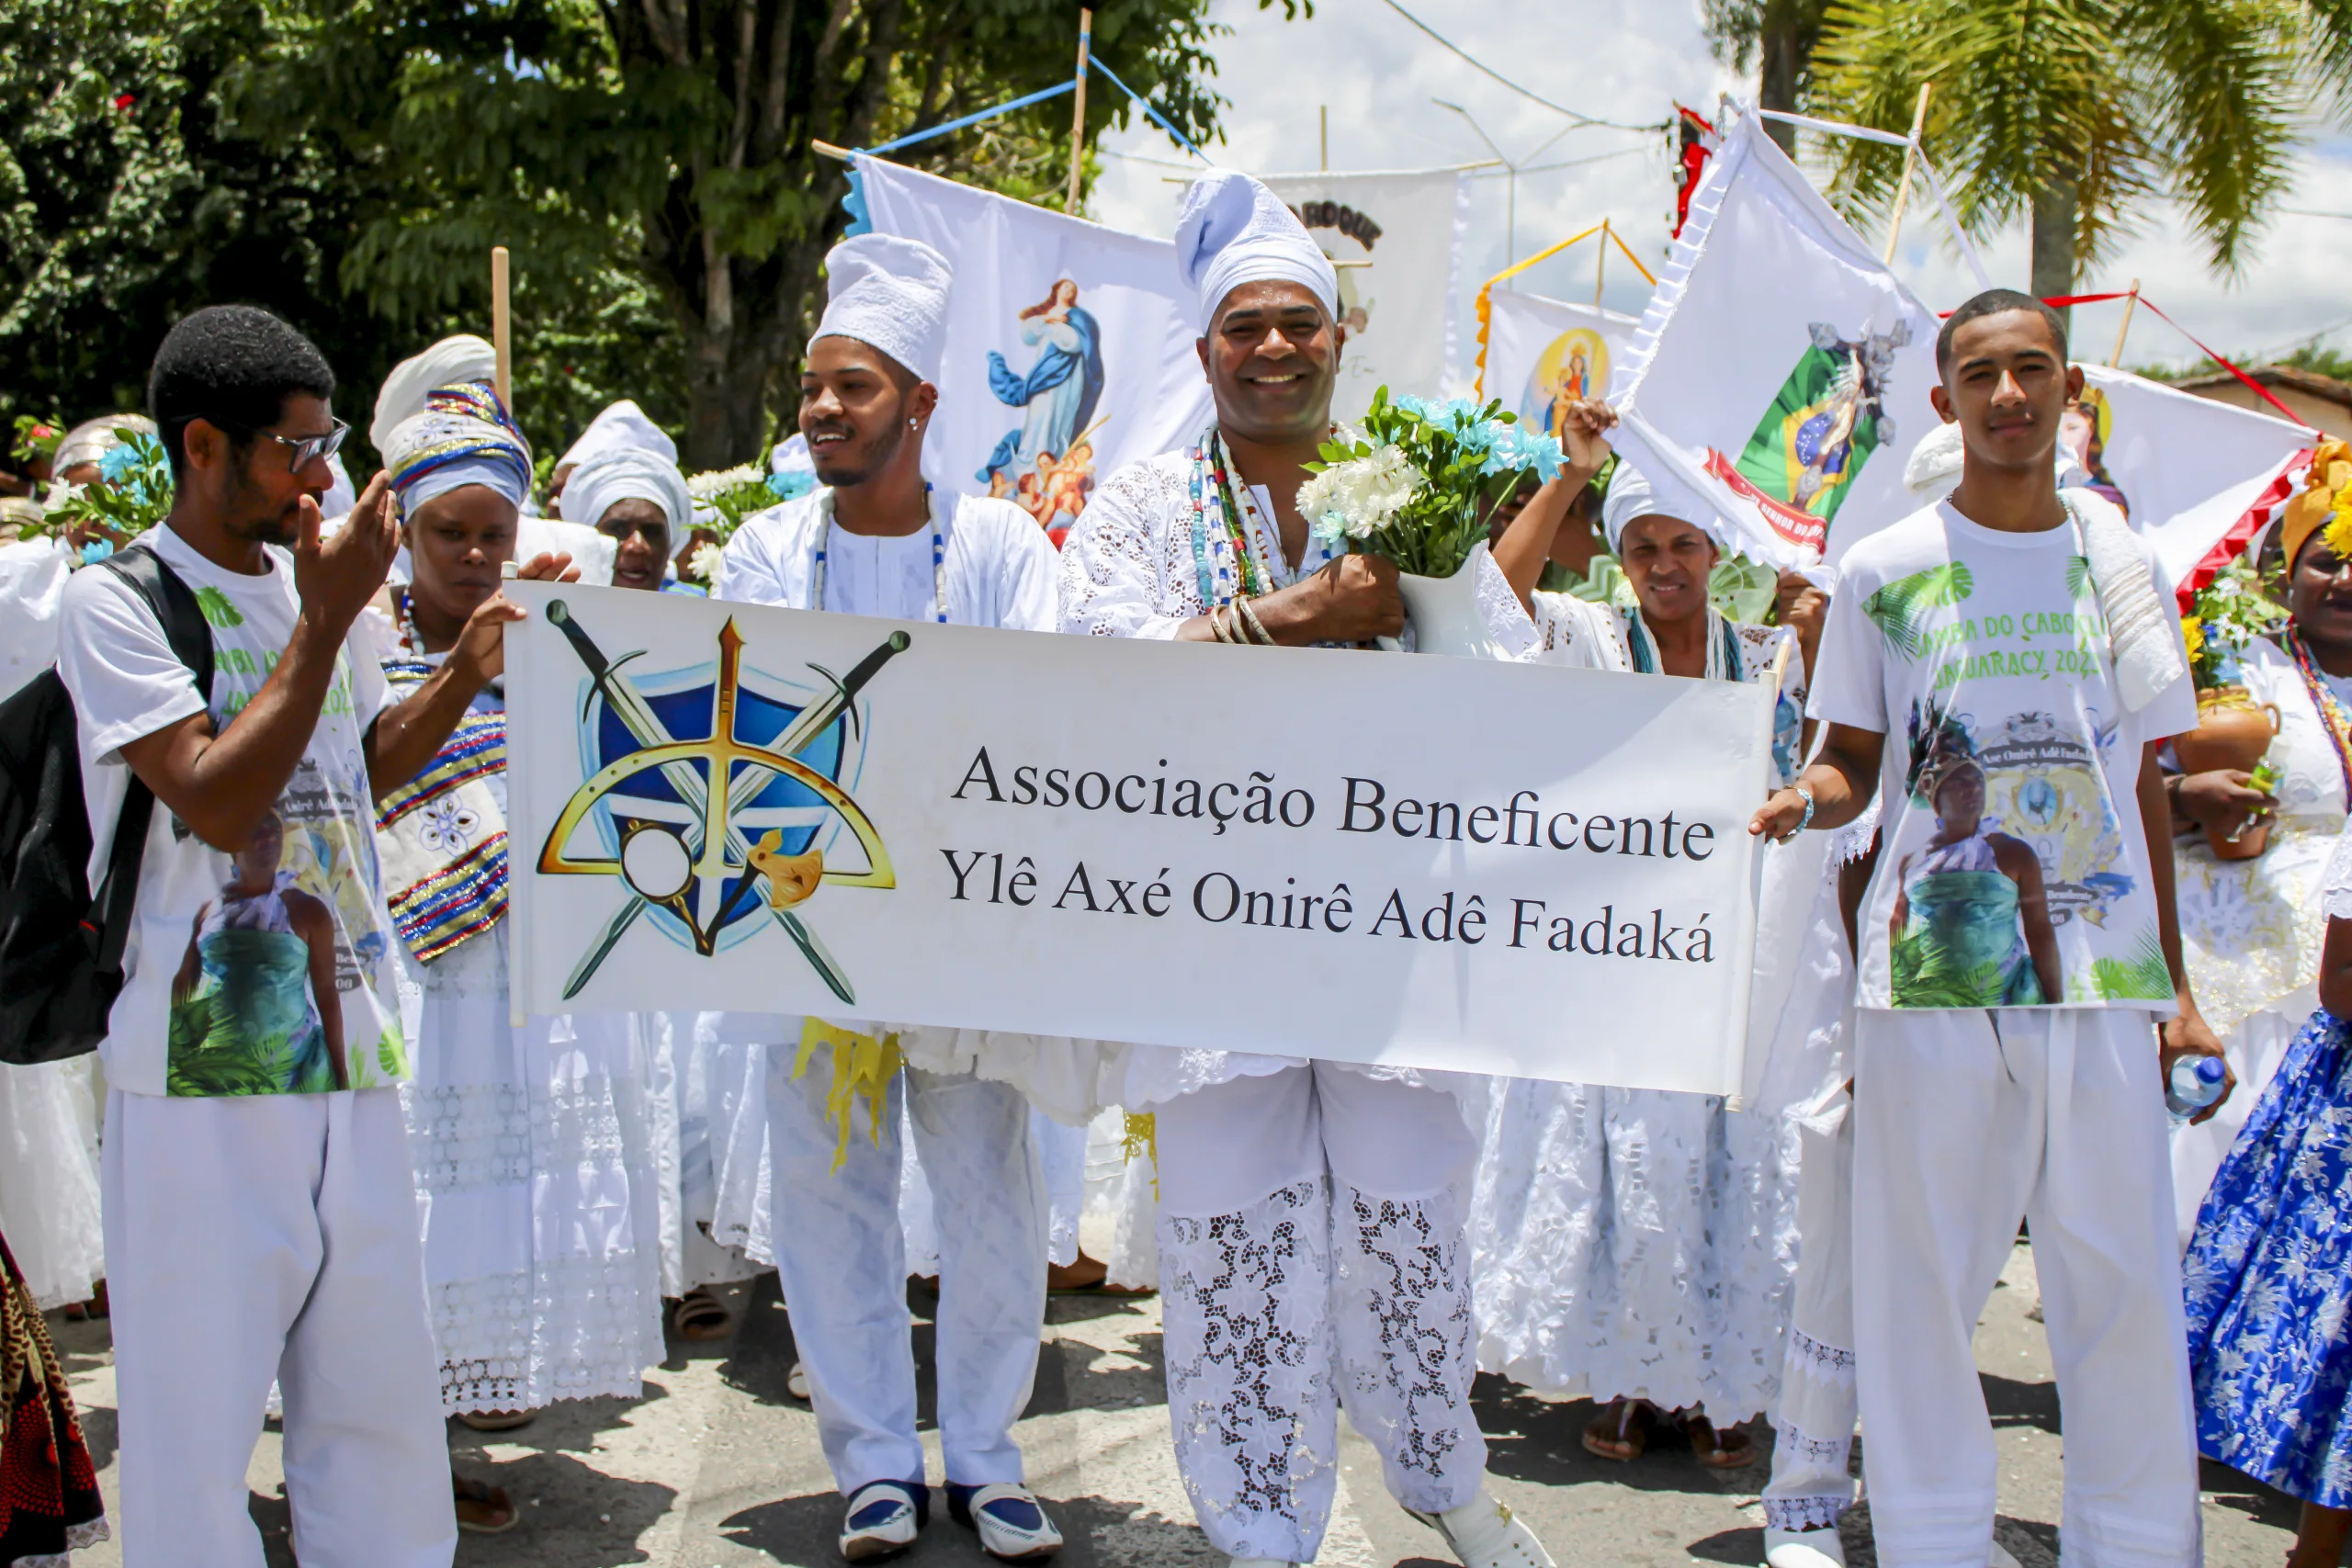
2287, 625, 2352, 806
1187, 427, 1330, 611
813, 484, 947, 623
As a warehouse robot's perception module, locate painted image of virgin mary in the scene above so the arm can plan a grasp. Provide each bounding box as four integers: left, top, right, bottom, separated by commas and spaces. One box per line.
978, 279, 1104, 488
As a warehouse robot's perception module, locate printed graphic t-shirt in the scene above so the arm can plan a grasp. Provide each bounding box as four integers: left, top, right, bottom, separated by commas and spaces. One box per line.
58, 525, 408, 1096
1808, 500, 2199, 1012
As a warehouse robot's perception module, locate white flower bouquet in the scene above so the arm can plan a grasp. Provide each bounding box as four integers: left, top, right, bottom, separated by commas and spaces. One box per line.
1297, 390, 1566, 579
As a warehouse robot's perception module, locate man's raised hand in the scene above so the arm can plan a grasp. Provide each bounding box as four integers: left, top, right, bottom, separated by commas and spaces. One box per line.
294, 468, 398, 637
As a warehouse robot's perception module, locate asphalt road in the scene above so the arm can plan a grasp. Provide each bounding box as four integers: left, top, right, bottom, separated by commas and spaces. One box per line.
50, 1238, 2301, 1567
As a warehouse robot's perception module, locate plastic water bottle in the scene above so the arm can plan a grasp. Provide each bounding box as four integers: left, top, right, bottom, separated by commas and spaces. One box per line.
2166, 1055, 2227, 1124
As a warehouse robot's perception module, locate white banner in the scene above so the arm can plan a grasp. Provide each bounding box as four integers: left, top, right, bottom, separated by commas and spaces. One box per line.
2068, 363, 2311, 590
1478, 289, 1641, 426
852, 154, 1213, 546
1612, 108, 1942, 573
504, 583, 1775, 1093
1257, 169, 1468, 419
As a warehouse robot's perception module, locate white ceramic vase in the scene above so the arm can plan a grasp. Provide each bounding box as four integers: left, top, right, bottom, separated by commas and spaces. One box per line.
1392, 539, 1512, 660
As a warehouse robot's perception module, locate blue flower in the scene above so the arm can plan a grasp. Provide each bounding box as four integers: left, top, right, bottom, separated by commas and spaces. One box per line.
768, 470, 818, 502
1481, 422, 1566, 482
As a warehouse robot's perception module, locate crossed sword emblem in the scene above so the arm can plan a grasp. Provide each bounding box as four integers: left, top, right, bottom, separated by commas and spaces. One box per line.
539, 600, 908, 1004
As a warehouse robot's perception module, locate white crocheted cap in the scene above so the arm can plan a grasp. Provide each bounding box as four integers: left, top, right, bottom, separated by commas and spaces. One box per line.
1174, 168, 1339, 333
810, 233, 954, 384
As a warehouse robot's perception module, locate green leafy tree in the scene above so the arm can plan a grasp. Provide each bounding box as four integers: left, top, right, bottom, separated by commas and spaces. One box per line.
1802, 0, 2342, 312
1701, 0, 1831, 154
225, 0, 1301, 469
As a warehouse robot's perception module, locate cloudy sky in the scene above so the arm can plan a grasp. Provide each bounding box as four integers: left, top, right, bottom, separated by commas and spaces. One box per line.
1087, 0, 2352, 377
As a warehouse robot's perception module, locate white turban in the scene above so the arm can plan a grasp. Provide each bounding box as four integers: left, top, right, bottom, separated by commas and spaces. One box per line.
562, 447, 692, 540
1174, 169, 1340, 333
371, 334, 498, 457
556, 399, 675, 474
1600, 461, 1725, 552
54, 414, 155, 473
809, 234, 953, 384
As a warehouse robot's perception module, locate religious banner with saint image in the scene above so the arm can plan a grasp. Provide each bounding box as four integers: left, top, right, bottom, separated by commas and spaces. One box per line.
1610, 107, 1941, 573
1478, 289, 1639, 430
503, 583, 1782, 1093
851, 154, 1214, 546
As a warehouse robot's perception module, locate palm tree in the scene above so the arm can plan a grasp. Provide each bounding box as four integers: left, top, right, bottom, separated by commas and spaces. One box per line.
1702, 0, 1833, 154
1802, 0, 2335, 317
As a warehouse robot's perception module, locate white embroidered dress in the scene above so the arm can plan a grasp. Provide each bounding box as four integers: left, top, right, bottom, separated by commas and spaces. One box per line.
386, 655, 667, 1413
1471, 594, 1815, 1423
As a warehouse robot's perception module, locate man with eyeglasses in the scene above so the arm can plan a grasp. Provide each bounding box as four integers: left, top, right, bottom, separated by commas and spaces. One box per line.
55, 303, 571, 1567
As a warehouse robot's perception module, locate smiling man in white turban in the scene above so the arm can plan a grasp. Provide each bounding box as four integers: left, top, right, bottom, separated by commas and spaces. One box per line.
1055, 169, 1555, 1568
713, 232, 1067, 1565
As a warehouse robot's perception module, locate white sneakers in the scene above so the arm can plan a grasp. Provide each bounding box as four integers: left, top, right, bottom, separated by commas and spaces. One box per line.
948, 1482, 1064, 1562
1407, 1488, 1559, 1568
839, 1481, 926, 1562
1760, 1525, 2022, 1568
1765, 1527, 1849, 1568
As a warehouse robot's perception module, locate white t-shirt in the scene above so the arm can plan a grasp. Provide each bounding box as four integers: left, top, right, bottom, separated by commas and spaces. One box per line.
716, 489, 1058, 632
58, 525, 406, 1097
1808, 501, 2199, 1012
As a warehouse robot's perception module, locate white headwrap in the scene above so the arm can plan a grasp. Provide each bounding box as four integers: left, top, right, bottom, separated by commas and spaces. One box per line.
1174, 169, 1340, 333
1600, 461, 1725, 552
54, 414, 155, 474
562, 447, 692, 539
556, 399, 675, 474
809, 234, 953, 383
371, 335, 498, 457
380, 381, 532, 518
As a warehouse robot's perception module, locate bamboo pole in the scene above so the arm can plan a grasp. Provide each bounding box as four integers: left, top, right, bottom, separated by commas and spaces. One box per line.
1594, 219, 1608, 304
1881, 82, 1934, 265
813, 140, 852, 161
491, 246, 512, 412
1066, 10, 1092, 215
1320, 105, 1329, 172
2109, 278, 2143, 367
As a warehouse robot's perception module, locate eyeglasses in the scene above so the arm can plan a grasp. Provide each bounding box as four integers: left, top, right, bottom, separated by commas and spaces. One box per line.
254, 418, 350, 472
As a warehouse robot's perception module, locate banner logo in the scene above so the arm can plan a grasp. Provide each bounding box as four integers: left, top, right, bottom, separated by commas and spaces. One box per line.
536, 600, 908, 1003
1705, 319, 1912, 550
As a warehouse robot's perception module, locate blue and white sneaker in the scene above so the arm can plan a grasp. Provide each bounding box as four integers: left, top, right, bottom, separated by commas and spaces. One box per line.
946, 1482, 1064, 1562
839, 1479, 928, 1562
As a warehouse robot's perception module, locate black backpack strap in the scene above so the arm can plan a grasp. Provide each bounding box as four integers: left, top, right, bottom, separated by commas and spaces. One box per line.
84, 544, 217, 971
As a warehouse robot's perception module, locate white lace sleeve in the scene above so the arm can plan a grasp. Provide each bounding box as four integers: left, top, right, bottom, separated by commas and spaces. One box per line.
1475, 547, 1540, 661
1057, 455, 1195, 639
1526, 590, 1630, 671
2323, 815, 2352, 919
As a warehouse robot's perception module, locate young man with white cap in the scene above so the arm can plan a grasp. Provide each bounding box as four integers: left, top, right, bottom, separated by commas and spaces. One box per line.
715, 232, 1064, 1563
1057, 169, 1555, 1568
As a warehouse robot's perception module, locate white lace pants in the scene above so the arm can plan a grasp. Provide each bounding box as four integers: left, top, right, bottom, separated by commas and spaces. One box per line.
1156, 1066, 1487, 1562
1762, 1090, 1857, 1534
767, 1058, 1047, 1495
1852, 1009, 2199, 1568
103, 1089, 454, 1568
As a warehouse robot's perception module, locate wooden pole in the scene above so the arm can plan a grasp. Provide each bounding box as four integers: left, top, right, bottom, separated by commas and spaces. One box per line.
491, 246, 512, 412
1066, 9, 1092, 216
1319, 105, 1329, 172
1594, 219, 1608, 304
2109, 278, 2143, 367
1881, 82, 1934, 265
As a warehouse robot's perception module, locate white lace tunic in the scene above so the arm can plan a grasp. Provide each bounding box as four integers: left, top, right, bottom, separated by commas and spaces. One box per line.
391, 669, 667, 1413
1469, 598, 1811, 1420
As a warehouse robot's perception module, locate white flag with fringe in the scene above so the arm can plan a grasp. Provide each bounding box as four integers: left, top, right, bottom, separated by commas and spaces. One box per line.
1611, 108, 1941, 572
1478, 289, 1639, 427
852, 154, 1212, 547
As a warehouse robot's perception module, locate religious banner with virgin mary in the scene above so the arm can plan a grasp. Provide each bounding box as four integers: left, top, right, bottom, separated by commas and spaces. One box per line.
1477, 289, 1639, 429
850, 154, 1213, 545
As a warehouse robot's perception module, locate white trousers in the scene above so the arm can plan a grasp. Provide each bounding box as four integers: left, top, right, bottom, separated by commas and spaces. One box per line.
1155, 1066, 1487, 1562
103, 1088, 453, 1568
1761, 1088, 1858, 1533
1851, 1010, 2199, 1568
767, 1057, 1047, 1494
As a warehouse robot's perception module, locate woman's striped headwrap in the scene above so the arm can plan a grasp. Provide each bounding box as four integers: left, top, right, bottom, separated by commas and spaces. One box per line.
381, 379, 533, 518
